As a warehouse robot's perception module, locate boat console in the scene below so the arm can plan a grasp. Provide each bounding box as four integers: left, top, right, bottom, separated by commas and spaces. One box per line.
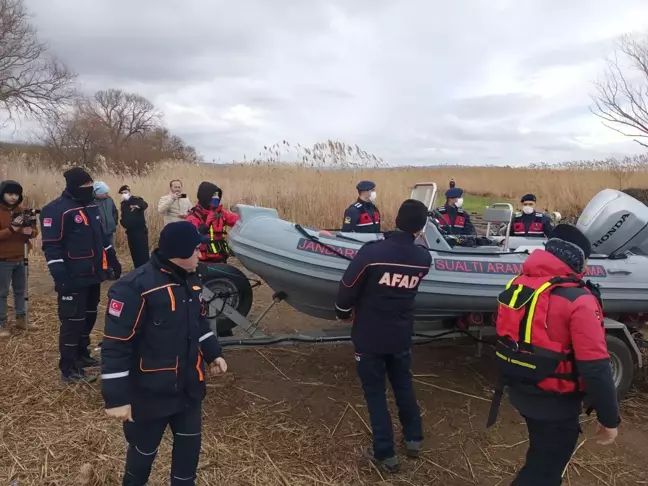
577, 189, 648, 257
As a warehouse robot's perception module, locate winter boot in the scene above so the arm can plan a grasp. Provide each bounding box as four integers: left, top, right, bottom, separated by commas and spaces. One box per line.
362, 446, 399, 473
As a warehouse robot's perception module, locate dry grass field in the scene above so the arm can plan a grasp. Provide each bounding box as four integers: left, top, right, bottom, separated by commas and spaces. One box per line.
3, 153, 648, 485
3, 153, 648, 251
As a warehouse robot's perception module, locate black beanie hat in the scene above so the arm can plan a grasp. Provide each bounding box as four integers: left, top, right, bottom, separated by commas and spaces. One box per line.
118, 185, 131, 194
63, 167, 93, 190
550, 224, 591, 258
545, 224, 591, 274
396, 199, 428, 233
158, 221, 208, 259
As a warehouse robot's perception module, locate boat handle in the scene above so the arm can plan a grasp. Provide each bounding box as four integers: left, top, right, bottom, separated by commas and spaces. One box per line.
607, 269, 632, 275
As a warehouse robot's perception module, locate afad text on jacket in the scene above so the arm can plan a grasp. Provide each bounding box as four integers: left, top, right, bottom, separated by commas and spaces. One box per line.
100, 250, 224, 420
334, 231, 432, 355
486, 249, 620, 429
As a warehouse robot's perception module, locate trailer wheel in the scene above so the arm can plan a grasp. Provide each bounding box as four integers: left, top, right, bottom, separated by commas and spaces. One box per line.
198, 263, 253, 337
606, 334, 635, 400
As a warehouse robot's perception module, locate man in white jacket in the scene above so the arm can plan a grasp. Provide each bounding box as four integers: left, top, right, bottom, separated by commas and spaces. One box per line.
158, 179, 193, 226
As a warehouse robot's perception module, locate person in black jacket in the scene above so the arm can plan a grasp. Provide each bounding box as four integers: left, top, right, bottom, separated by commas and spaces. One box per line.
118, 185, 150, 268
335, 199, 432, 473
100, 221, 227, 485
41, 168, 122, 383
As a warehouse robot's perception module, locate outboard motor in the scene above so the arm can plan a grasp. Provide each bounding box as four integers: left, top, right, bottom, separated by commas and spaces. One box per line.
577, 189, 648, 256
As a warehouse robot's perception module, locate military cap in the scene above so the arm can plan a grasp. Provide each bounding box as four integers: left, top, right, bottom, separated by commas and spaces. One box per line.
356, 180, 376, 192
445, 187, 463, 198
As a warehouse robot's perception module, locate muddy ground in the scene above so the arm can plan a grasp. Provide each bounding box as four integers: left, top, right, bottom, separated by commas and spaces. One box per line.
1, 257, 647, 485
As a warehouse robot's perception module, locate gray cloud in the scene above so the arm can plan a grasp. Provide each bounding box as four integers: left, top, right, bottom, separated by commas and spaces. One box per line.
3, 0, 648, 166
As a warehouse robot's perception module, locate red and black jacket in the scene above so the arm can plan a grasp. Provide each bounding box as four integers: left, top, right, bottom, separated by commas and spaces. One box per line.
436, 205, 476, 236
509, 211, 553, 238
186, 205, 239, 263
490, 250, 619, 427
341, 199, 381, 233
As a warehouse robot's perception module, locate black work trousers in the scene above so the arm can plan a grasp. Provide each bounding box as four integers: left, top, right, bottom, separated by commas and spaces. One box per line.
126, 229, 150, 268
355, 349, 423, 460
511, 415, 581, 486
57, 283, 101, 376
122, 402, 202, 486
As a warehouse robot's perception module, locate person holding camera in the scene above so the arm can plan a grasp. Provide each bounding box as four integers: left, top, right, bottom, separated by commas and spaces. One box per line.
41, 168, 122, 383
158, 179, 193, 226
0, 180, 40, 337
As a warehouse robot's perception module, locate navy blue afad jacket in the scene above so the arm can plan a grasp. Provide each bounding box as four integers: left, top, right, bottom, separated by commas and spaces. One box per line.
40, 190, 119, 291
335, 231, 432, 354
100, 251, 224, 419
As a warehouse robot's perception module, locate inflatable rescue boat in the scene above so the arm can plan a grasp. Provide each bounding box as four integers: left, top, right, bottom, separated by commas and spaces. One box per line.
226, 185, 648, 321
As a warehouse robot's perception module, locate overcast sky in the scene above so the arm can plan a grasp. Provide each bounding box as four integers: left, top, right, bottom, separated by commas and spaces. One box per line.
4, 0, 648, 166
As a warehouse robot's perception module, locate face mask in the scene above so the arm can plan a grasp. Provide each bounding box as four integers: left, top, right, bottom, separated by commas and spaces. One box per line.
522, 206, 535, 215
369, 191, 377, 202
70, 186, 94, 203
456, 197, 463, 208
211, 197, 221, 207
121, 192, 131, 201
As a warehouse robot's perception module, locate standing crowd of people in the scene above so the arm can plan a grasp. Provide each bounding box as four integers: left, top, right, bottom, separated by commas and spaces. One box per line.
0, 171, 620, 485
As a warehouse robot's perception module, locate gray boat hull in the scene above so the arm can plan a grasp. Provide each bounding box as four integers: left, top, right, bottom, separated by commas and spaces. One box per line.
228, 203, 648, 321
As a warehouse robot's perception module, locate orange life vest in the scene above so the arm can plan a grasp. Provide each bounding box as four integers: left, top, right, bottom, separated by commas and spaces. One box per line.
486, 274, 588, 427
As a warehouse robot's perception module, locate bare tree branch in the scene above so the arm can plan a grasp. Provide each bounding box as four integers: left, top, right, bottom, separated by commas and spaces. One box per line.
0, 0, 77, 122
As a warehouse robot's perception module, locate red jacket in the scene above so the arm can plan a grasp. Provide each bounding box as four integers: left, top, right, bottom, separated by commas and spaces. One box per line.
185, 204, 239, 263
507, 249, 619, 427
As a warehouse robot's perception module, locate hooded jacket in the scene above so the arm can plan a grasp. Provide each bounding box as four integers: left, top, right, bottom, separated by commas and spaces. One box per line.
0, 180, 39, 261
185, 182, 239, 263
507, 249, 619, 428
95, 196, 119, 235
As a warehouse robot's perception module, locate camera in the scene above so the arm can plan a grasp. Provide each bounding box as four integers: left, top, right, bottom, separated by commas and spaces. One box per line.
180, 193, 187, 198
11, 208, 41, 228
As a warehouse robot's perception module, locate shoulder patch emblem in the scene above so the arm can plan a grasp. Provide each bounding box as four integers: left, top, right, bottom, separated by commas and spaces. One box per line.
43, 218, 52, 227
344, 216, 351, 224
108, 299, 124, 317
74, 214, 83, 224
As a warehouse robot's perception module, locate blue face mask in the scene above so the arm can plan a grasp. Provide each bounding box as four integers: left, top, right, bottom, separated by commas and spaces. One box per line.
211, 197, 221, 207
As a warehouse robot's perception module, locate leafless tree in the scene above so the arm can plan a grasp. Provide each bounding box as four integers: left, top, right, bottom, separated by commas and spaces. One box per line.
38, 88, 200, 171
590, 34, 648, 148
84, 89, 162, 151
0, 0, 76, 121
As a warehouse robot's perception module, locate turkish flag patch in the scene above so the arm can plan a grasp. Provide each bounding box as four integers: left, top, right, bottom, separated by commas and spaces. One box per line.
43, 218, 52, 227
108, 299, 124, 317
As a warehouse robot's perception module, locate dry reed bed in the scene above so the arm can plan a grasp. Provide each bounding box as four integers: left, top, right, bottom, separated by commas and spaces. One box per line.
2, 155, 648, 252
2, 295, 645, 485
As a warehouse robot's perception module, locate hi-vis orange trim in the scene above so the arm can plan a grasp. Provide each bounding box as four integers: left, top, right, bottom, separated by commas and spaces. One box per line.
79, 210, 89, 226
192, 285, 201, 291
102, 250, 108, 270
140, 356, 179, 372
103, 299, 146, 341
167, 287, 176, 311
141, 283, 180, 296
196, 350, 204, 382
